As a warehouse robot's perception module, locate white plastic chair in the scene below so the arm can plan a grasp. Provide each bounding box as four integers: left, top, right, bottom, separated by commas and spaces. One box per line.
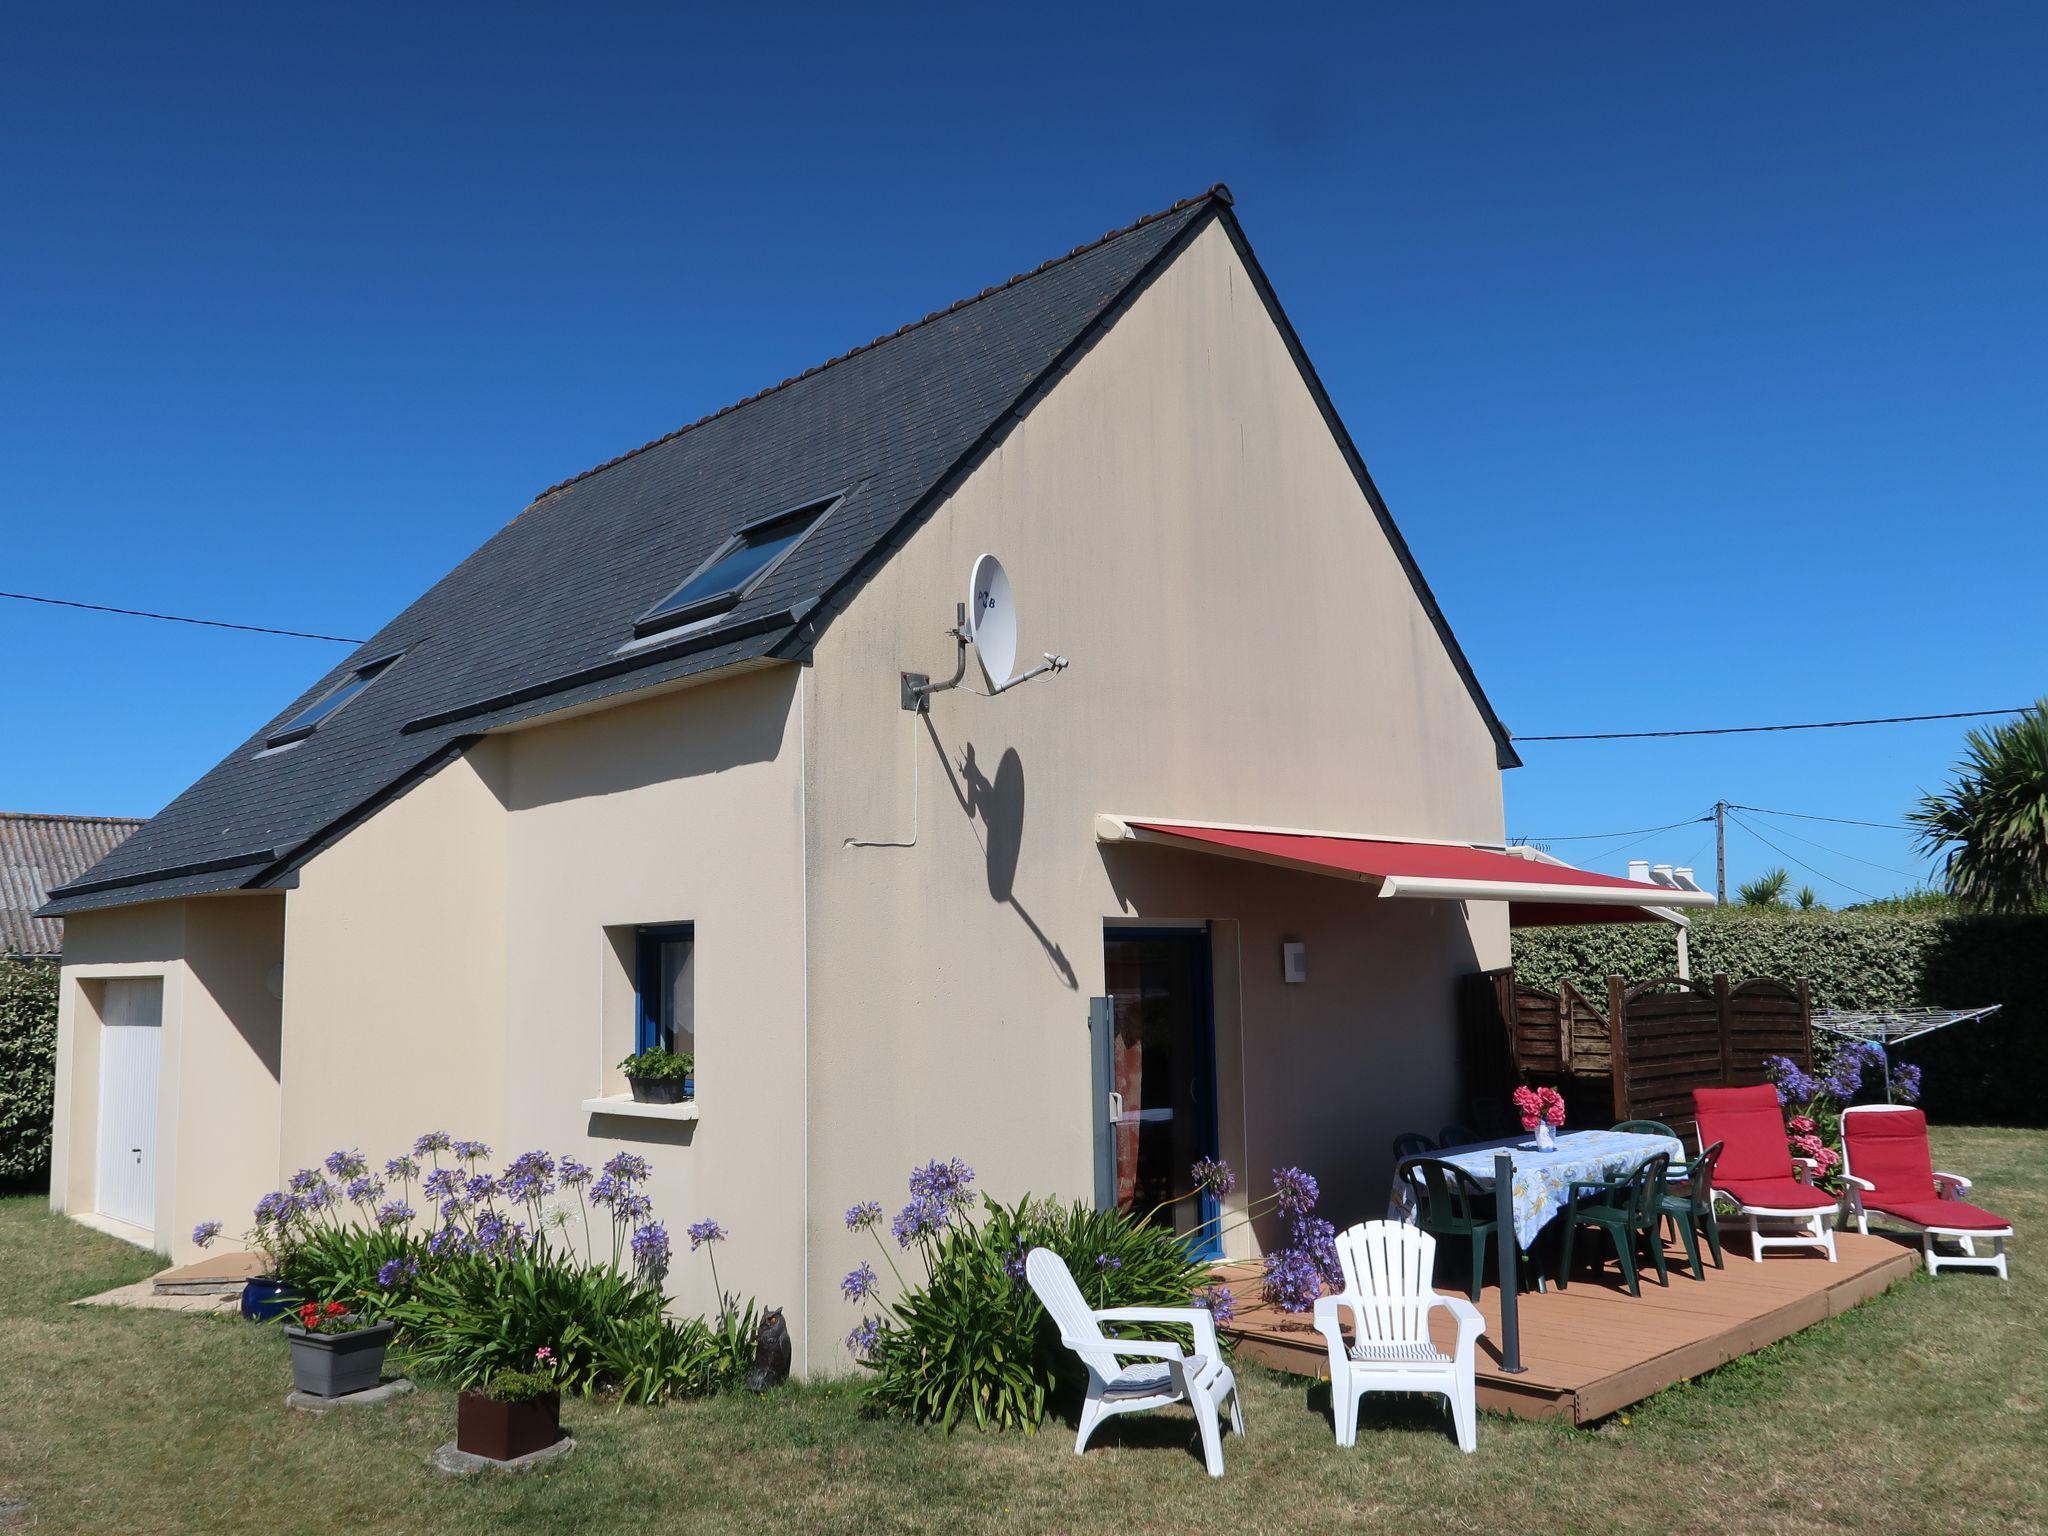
1024, 1247, 1244, 1478
1312, 1221, 1484, 1453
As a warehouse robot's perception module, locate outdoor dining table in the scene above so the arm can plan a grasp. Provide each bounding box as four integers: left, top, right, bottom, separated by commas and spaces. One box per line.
1389, 1128, 1688, 1251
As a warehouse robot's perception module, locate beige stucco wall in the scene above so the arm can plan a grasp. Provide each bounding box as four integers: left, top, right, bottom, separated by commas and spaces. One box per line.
282, 742, 512, 1172
275, 666, 807, 1328
799, 216, 1510, 1367
50, 895, 285, 1262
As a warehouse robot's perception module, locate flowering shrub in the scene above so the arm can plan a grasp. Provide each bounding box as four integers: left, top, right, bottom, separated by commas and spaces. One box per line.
839, 1159, 1211, 1432
1764, 1043, 1924, 1191
1512, 1084, 1567, 1132
1259, 1166, 1340, 1313
197, 1136, 753, 1405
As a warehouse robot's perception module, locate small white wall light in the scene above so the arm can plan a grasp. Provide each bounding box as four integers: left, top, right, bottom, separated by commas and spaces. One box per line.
1282, 942, 1308, 984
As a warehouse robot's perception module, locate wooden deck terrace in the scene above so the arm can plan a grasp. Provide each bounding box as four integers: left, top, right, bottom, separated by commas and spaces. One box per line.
1214, 1229, 1917, 1425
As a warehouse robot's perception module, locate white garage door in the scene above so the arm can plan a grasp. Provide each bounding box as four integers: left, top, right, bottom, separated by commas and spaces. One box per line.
95, 978, 163, 1231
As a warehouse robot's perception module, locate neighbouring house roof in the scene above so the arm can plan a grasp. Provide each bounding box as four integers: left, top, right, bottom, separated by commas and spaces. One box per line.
2, 812, 145, 955
43, 185, 1516, 918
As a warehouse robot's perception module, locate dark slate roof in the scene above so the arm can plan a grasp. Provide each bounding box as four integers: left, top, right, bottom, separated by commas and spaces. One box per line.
2, 813, 144, 954
43, 185, 1515, 918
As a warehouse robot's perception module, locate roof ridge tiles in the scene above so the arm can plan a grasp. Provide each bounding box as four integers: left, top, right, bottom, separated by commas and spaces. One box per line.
525, 184, 1231, 507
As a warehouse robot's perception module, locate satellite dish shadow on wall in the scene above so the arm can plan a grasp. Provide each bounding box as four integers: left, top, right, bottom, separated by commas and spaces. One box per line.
926, 724, 1076, 989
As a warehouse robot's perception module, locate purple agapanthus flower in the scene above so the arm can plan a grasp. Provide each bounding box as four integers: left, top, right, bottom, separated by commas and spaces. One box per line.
1272, 1166, 1320, 1215
845, 1317, 882, 1362
191, 1220, 222, 1248
1195, 1285, 1237, 1325
344, 1175, 383, 1204
439, 1196, 469, 1221
1191, 1157, 1238, 1197
427, 1226, 468, 1257
502, 1151, 556, 1204
1824, 1046, 1873, 1104
376, 1199, 415, 1228
451, 1139, 492, 1164
423, 1167, 461, 1200
253, 1191, 290, 1225
1763, 1055, 1821, 1106
841, 1261, 878, 1303
1262, 1246, 1325, 1313
588, 1173, 621, 1208
323, 1148, 367, 1180
464, 1173, 499, 1204
1093, 1253, 1123, 1272
384, 1155, 419, 1183
375, 1257, 417, 1289
1890, 1061, 1924, 1104
891, 1194, 947, 1248
302, 1182, 337, 1211
602, 1151, 651, 1185
907, 1158, 976, 1213
686, 1218, 728, 1251
845, 1201, 883, 1233
288, 1168, 324, 1194
557, 1158, 592, 1189
1002, 1245, 1028, 1282
474, 1214, 512, 1252
413, 1131, 451, 1157
614, 1192, 653, 1223
1293, 1214, 1342, 1286
632, 1221, 671, 1272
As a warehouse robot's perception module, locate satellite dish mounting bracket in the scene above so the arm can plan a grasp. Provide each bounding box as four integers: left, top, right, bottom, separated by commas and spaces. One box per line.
900, 604, 1068, 713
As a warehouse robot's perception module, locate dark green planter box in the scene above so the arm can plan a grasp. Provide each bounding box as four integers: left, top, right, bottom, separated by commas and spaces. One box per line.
285, 1321, 395, 1398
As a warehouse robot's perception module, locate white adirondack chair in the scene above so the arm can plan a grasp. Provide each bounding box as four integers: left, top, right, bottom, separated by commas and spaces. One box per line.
1024, 1247, 1244, 1478
1312, 1221, 1484, 1453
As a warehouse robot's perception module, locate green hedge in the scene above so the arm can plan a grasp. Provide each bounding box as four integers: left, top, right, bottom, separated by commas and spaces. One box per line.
0, 959, 59, 1189
1511, 910, 2048, 1126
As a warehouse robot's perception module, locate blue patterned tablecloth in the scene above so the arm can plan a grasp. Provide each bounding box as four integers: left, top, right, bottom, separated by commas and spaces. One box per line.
1391, 1130, 1686, 1249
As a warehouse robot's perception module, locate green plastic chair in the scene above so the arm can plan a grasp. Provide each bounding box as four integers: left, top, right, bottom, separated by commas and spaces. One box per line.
1557, 1154, 1672, 1297
1391, 1131, 1437, 1163
1611, 1119, 1676, 1139
1400, 1158, 1499, 1303
1437, 1123, 1481, 1149
1658, 1139, 1726, 1279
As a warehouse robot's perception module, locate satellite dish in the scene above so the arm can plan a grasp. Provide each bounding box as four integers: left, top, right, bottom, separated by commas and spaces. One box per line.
967, 553, 1017, 690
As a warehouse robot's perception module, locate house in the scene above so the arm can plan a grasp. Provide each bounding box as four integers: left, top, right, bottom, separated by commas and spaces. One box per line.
41, 186, 1707, 1369
2, 812, 144, 960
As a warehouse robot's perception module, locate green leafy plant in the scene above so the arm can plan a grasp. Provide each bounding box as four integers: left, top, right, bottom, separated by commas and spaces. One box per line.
1738, 867, 1791, 909
483, 1353, 561, 1403
617, 1047, 693, 1080
1910, 699, 2048, 914
840, 1160, 1213, 1433
0, 960, 59, 1189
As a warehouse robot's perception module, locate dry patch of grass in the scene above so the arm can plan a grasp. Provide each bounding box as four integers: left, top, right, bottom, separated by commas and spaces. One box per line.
0, 1126, 2039, 1535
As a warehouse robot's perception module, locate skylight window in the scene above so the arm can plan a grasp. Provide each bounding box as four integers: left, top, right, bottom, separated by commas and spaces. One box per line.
633, 494, 839, 638
266, 653, 399, 748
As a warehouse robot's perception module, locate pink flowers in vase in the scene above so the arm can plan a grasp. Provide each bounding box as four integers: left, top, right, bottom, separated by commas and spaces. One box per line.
1512, 1085, 1567, 1133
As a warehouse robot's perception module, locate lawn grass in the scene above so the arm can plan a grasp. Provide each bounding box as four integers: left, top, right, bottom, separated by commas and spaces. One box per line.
0, 1126, 2041, 1535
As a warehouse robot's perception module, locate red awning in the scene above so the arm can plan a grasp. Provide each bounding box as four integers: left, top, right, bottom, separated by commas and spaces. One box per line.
1095, 818, 1714, 926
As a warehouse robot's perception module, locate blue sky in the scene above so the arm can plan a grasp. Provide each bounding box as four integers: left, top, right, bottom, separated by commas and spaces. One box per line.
3, 4, 2041, 902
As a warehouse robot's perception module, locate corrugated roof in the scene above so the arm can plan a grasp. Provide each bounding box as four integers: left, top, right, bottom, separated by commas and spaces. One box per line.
1, 813, 145, 955
42, 183, 1516, 918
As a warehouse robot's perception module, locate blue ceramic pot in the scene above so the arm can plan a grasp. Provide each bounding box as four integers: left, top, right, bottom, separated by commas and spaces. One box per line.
683, 1074, 695, 1100
241, 1276, 298, 1322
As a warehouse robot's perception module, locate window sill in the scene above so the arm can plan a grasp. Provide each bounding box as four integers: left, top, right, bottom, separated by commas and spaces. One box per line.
581, 1095, 699, 1123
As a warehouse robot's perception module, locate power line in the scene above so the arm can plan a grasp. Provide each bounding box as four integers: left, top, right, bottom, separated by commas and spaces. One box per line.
0, 590, 365, 644
1727, 810, 1881, 901
1514, 707, 2028, 743
1729, 803, 1915, 832
1730, 812, 1924, 880
1509, 812, 1713, 844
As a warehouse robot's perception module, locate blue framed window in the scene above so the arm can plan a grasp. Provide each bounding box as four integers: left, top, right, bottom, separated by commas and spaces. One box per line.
633, 924, 695, 1054
633, 494, 839, 638
267, 652, 401, 748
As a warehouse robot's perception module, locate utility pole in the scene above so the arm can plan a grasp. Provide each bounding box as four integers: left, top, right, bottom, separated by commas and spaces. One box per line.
1715, 800, 1727, 905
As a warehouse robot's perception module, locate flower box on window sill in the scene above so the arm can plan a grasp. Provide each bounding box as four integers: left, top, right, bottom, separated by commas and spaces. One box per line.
580, 1094, 700, 1123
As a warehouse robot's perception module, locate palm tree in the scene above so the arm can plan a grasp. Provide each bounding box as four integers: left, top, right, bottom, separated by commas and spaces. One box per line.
1909, 699, 2048, 913
1738, 867, 1790, 908
1795, 885, 1822, 911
